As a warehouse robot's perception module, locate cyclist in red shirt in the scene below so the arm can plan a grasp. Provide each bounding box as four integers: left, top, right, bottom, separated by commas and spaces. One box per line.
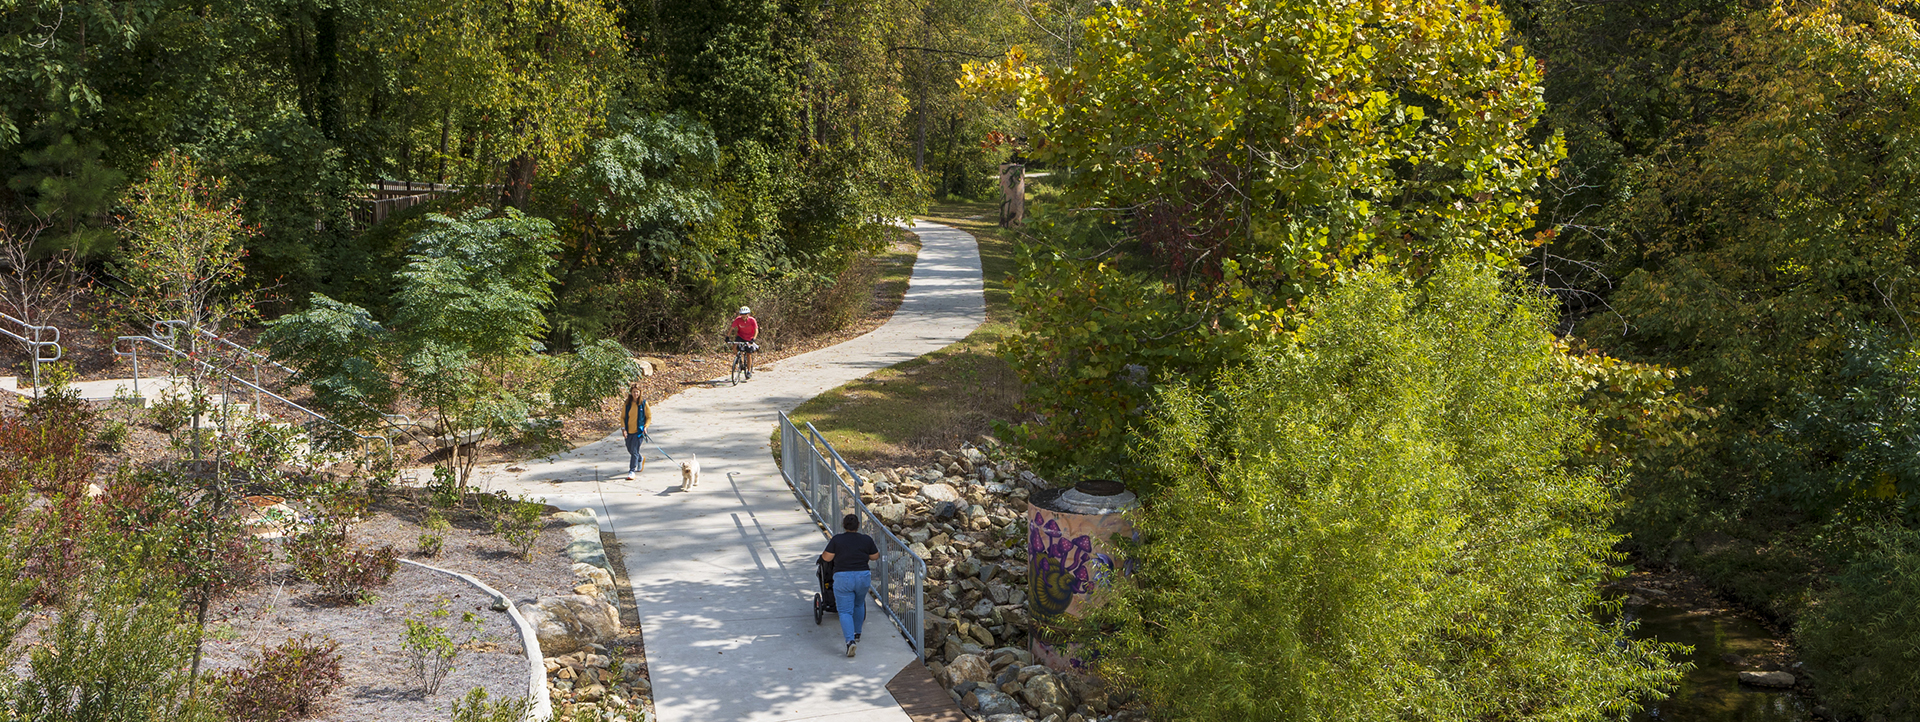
730, 306, 759, 376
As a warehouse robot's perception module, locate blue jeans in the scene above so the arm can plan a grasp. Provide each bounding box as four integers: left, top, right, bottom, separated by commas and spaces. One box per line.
833, 570, 870, 644
625, 433, 644, 473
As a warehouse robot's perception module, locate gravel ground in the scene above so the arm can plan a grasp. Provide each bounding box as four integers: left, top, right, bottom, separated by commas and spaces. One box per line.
198, 497, 579, 721
201, 563, 523, 722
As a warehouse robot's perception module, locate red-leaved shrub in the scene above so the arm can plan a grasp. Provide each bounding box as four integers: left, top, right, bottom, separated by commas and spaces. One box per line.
289, 525, 398, 604
220, 634, 345, 721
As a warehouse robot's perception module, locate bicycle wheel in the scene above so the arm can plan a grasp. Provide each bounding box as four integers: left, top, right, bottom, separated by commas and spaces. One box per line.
730, 352, 746, 385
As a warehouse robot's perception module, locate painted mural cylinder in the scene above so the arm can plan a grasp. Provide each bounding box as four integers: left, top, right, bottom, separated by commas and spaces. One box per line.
1027, 479, 1137, 673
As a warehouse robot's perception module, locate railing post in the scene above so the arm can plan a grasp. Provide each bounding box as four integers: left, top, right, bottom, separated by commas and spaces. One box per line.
913, 562, 926, 660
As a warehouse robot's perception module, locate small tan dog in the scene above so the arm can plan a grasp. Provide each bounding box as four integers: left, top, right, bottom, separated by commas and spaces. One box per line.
679, 454, 701, 491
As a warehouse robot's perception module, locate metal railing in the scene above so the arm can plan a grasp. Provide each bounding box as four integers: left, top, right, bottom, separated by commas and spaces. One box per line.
113, 331, 393, 464
779, 412, 927, 661
149, 320, 415, 433
0, 311, 62, 397
152, 320, 293, 409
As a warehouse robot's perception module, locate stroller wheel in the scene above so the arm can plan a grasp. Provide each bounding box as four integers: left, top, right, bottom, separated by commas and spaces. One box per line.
813, 592, 823, 625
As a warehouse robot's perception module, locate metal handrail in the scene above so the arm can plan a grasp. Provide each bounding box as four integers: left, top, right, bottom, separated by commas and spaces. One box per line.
0, 310, 62, 397
778, 411, 927, 661
113, 333, 394, 462
149, 319, 415, 431
154, 319, 297, 374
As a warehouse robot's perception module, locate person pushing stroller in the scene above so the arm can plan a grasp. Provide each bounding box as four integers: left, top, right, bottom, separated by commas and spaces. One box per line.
819, 514, 879, 657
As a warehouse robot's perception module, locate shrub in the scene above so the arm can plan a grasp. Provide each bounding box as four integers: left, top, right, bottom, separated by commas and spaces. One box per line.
549, 338, 638, 413
18, 492, 101, 606
506, 416, 568, 458
418, 509, 450, 558
449, 688, 533, 722
426, 465, 462, 509
741, 260, 878, 350
0, 380, 94, 498
307, 478, 372, 526
219, 634, 346, 722
402, 600, 481, 696
159, 495, 268, 610
491, 494, 546, 562
289, 524, 398, 604
3, 575, 223, 721
147, 388, 197, 435
97, 419, 130, 451
1799, 525, 1920, 719
1085, 264, 1688, 720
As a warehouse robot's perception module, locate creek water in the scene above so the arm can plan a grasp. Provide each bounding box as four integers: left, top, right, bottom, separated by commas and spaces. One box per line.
1627, 603, 1813, 722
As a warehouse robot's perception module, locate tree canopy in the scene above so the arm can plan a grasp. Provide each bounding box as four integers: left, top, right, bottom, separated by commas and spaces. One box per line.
971, 0, 1563, 484
1091, 262, 1685, 720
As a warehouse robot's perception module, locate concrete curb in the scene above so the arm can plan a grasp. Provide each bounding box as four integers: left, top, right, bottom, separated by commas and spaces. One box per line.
398, 559, 554, 722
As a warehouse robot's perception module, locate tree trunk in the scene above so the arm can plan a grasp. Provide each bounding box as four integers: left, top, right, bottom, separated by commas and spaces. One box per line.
188, 592, 210, 687
502, 154, 538, 209
914, 81, 928, 172
316, 6, 342, 141
437, 110, 451, 183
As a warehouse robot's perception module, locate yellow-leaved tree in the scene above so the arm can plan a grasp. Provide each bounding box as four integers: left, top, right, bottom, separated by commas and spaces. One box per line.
376, 0, 632, 208
962, 0, 1564, 483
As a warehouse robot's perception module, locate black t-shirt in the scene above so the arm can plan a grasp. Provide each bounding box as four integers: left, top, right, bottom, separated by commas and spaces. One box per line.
824, 532, 879, 573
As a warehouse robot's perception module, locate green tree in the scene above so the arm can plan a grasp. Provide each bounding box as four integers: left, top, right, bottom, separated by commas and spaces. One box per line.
113, 151, 258, 335
381, 0, 631, 207
542, 111, 723, 348
1090, 263, 1686, 720
968, 0, 1562, 483
265, 208, 636, 485
1798, 524, 1920, 720
1541, 1, 1920, 565
648, 0, 923, 309
112, 151, 261, 461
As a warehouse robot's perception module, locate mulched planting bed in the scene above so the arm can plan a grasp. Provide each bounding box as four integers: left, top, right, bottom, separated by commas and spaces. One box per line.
202, 563, 522, 722
199, 496, 578, 721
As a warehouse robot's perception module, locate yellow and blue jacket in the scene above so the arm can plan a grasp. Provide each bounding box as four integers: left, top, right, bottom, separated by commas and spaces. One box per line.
623, 397, 651, 436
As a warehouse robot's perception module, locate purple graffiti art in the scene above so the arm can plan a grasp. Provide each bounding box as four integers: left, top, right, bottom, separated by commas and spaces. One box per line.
1028, 512, 1107, 618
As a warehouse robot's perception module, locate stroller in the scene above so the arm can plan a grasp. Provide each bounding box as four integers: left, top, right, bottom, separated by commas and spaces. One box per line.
812, 557, 838, 624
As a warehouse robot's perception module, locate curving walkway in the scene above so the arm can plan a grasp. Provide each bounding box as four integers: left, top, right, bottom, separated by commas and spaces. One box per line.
464, 221, 985, 722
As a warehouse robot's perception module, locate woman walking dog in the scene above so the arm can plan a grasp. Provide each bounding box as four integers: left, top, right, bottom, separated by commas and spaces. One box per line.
621, 383, 651, 480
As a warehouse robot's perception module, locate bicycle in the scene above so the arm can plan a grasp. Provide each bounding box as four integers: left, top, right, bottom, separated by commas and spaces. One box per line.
728, 340, 756, 385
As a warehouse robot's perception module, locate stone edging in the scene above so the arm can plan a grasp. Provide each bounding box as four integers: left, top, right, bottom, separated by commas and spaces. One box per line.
398, 558, 555, 722
555, 509, 623, 608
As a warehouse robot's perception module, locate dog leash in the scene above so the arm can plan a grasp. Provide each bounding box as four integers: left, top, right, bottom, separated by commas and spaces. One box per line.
640, 431, 679, 463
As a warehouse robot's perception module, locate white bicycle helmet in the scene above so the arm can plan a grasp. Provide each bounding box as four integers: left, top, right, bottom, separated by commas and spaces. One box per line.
738, 306, 752, 315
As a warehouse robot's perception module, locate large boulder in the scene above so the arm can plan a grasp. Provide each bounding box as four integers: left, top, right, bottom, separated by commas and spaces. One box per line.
968, 689, 1022, 717
554, 510, 597, 525
920, 483, 962, 504
571, 562, 614, 588
1022, 672, 1072, 718
871, 502, 908, 525
1737, 671, 1795, 688
518, 594, 619, 655
945, 653, 994, 687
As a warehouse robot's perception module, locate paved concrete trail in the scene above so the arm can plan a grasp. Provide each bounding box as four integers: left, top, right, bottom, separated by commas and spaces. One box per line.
466, 221, 984, 722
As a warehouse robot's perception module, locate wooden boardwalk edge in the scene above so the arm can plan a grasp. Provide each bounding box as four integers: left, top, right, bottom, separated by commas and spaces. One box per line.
887, 662, 971, 722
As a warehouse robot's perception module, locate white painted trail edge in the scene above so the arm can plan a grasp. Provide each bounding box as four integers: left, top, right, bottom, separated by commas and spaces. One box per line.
461, 221, 986, 722
398, 558, 554, 722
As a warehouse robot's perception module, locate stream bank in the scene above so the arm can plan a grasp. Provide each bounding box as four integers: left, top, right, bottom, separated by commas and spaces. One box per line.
1617, 569, 1820, 722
